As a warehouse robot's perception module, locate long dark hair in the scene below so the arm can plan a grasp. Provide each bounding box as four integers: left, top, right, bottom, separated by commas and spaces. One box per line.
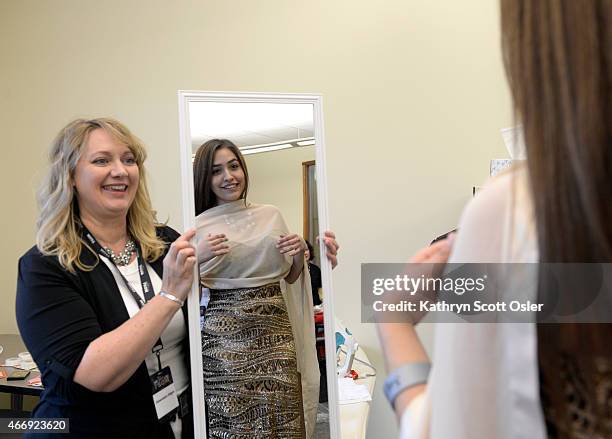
193, 139, 250, 215
501, 1, 612, 433
501, 0, 612, 263
305, 240, 315, 262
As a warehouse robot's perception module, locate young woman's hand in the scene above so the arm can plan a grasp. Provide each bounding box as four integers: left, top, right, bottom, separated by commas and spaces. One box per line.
276, 233, 305, 257
409, 233, 455, 264
320, 231, 339, 269
197, 233, 230, 263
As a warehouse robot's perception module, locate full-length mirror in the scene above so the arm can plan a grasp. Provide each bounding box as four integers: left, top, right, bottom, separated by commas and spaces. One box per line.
177, 92, 339, 438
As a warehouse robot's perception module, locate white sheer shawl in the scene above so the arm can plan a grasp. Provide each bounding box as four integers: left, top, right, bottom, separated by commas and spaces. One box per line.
196, 200, 319, 438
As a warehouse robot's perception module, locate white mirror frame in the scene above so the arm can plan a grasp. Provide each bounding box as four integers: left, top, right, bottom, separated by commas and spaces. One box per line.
177, 90, 340, 439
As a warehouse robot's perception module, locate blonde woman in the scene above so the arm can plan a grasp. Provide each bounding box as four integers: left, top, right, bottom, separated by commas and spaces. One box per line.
16, 118, 196, 438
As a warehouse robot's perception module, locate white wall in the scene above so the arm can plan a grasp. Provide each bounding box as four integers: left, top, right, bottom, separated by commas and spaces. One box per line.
245, 146, 315, 235
0, 0, 511, 436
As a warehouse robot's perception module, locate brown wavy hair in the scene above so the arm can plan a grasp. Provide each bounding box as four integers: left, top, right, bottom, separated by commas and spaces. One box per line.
193, 139, 250, 215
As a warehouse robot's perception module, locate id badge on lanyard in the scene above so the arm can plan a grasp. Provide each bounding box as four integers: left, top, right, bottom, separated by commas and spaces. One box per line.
82, 225, 180, 422
151, 366, 179, 423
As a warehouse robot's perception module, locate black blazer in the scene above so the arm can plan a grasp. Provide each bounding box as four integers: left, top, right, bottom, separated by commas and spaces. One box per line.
16, 226, 193, 439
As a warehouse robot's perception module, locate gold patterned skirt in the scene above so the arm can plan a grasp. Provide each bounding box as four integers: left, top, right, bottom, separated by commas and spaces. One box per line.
201, 282, 305, 439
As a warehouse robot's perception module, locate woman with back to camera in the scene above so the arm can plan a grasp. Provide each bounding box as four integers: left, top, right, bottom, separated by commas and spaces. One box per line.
193, 139, 338, 439
377, 0, 612, 438
16, 118, 196, 438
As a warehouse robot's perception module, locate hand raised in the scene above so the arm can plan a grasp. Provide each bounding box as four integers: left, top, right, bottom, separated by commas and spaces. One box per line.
161, 229, 197, 303
276, 233, 305, 257
197, 233, 230, 263
409, 233, 455, 264
406, 233, 456, 296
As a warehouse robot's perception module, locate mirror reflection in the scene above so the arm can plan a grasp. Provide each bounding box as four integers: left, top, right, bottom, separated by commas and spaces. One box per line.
188, 101, 331, 438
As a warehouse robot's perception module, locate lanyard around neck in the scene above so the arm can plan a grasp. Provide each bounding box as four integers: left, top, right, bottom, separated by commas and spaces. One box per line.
81, 225, 164, 369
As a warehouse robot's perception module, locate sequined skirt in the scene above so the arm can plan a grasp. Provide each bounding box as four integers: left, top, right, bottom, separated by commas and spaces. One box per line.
201, 282, 305, 439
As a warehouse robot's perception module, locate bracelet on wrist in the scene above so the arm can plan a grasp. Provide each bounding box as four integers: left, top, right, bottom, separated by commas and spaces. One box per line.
159, 291, 184, 307
383, 362, 431, 409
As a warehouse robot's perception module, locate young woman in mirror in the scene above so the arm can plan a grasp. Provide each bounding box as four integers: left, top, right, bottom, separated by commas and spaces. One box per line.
193, 139, 338, 439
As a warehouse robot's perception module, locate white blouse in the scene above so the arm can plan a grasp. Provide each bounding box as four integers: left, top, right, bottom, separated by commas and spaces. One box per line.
400, 165, 547, 439
101, 256, 188, 439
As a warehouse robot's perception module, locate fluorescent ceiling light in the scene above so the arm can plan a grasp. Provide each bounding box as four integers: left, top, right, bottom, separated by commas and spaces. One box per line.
296, 139, 315, 146
238, 136, 315, 155
191, 136, 315, 159
240, 143, 293, 155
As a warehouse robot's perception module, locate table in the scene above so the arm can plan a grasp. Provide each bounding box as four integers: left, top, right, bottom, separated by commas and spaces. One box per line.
0, 334, 42, 411
338, 346, 376, 439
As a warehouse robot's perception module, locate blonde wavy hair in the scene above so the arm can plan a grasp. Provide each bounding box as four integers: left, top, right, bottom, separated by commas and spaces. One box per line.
36, 118, 166, 272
